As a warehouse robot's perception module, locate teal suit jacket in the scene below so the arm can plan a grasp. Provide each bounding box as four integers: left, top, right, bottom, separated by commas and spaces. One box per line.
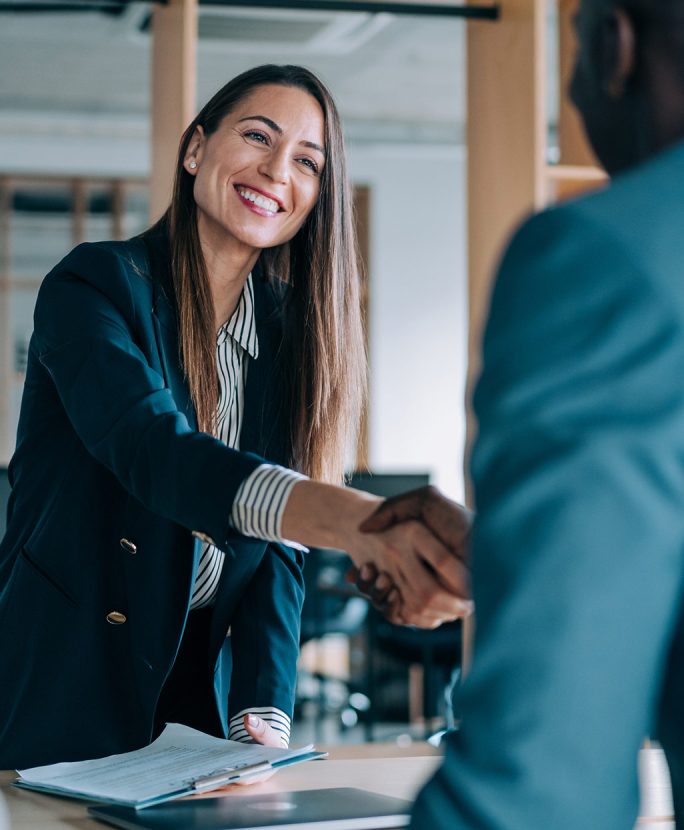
412, 141, 684, 828
0, 233, 305, 769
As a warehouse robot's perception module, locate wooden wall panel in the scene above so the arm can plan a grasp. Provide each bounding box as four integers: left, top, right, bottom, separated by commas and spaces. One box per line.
465, 0, 547, 502
150, 0, 198, 223
354, 185, 371, 472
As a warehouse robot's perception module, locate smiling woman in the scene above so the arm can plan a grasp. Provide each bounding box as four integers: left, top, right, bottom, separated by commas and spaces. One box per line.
157, 66, 361, 481
0, 64, 471, 771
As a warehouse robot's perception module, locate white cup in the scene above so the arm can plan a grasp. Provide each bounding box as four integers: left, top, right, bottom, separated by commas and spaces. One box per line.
0, 790, 8, 830
638, 744, 674, 822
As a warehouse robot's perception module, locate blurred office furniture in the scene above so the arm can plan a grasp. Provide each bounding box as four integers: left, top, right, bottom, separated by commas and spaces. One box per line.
367, 611, 462, 737
348, 471, 430, 503
0, 177, 149, 467
0, 466, 9, 539
297, 545, 370, 739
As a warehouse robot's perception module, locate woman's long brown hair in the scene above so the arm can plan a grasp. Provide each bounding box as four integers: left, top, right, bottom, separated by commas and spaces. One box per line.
149, 65, 366, 484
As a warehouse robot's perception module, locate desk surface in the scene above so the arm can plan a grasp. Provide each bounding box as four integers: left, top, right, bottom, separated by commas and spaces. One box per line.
1, 743, 442, 830
2, 743, 675, 830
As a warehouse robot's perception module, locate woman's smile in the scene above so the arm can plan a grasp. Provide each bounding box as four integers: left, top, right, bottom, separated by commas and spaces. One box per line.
234, 185, 284, 217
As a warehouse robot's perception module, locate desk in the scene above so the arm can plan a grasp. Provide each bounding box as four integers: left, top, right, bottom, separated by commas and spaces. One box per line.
1, 743, 442, 830
1, 743, 675, 830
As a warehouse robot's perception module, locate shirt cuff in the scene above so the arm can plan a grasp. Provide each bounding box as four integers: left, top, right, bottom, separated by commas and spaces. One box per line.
228, 707, 291, 747
230, 464, 308, 551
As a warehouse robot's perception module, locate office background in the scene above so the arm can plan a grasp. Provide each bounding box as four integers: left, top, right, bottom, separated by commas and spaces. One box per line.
0, 2, 478, 503
0, 0, 598, 741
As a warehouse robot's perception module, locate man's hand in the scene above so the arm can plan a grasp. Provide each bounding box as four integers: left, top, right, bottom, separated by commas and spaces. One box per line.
354, 486, 474, 625
360, 485, 473, 560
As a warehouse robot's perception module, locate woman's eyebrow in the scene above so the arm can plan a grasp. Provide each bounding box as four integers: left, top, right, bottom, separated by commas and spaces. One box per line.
237, 114, 325, 155
238, 114, 282, 133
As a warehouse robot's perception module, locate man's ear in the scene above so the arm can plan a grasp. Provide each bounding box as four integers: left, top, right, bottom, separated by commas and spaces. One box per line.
183, 125, 206, 175
600, 7, 636, 99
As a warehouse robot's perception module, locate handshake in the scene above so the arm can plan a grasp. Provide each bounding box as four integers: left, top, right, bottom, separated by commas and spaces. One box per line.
347, 486, 474, 630
284, 481, 474, 630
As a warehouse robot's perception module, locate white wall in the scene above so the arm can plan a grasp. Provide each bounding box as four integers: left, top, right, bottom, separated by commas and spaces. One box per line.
348, 143, 468, 502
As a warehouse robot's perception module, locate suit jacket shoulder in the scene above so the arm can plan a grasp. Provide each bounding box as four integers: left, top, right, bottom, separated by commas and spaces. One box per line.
37, 237, 154, 330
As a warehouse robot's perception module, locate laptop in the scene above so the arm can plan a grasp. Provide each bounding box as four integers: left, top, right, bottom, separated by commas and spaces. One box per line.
88, 787, 412, 830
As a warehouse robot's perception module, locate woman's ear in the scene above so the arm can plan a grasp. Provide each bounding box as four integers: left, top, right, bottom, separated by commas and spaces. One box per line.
600, 7, 636, 99
183, 125, 206, 175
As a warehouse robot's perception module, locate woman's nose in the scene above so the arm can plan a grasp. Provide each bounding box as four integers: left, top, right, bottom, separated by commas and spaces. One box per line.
259, 151, 289, 184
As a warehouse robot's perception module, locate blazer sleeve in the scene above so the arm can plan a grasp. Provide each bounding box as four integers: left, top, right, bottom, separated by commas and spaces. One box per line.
227, 542, 305, 723
32, 242, 265, 548
411, 204, 684, 829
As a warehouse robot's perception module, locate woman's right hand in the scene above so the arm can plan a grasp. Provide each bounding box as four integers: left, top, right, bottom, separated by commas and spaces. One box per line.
281, 480, 471, 628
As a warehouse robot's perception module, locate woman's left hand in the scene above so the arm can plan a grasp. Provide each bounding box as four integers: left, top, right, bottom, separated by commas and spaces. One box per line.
243, 713, 284, 747
230, 714, 282, 786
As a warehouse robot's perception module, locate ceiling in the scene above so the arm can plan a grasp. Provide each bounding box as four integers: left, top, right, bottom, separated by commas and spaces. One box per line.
0, 2, 468, 156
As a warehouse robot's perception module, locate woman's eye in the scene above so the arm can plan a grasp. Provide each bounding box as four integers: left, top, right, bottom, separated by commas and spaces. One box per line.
244, 130, 268, 144
298, 157, 319, 174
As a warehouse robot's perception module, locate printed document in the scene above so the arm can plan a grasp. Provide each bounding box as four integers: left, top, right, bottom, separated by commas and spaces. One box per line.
15, 723, 324, 809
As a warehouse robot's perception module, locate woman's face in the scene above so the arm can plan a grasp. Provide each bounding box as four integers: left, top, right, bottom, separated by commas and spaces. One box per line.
185, 84, 326, 255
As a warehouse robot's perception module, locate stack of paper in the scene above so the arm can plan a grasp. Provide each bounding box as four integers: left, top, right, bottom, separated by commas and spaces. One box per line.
14, 723, 325, 809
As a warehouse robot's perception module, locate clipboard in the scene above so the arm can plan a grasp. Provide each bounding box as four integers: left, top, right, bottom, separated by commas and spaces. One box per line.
14, 724, 327, 809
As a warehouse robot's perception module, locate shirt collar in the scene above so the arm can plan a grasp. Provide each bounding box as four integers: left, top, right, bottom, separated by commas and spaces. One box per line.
217, 273, 259, 359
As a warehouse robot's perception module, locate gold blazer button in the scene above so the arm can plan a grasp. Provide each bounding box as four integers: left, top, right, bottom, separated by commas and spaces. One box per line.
119, 538, 137, 554
106, 611, 127, 625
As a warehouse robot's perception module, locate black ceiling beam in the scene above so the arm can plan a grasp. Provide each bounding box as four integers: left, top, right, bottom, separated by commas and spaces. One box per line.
0, 0, 500, 18
200, 0, 499, 19
0, 0, 131, 11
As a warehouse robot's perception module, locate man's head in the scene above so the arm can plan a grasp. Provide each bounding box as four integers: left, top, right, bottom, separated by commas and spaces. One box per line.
571, 0, 684, 175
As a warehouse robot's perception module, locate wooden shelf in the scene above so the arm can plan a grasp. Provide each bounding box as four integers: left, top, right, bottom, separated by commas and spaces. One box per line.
546, 164, 608, 201
546, 164, 607, 182
0, 277, 44, 291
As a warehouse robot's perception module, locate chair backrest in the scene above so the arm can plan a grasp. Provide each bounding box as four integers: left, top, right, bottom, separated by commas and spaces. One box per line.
300, 547, 368, 644
0, 467, 10, 540
348, 471, 431, 500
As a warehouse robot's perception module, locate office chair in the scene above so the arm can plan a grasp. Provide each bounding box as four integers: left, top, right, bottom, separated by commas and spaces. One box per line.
366, 611, 462, 736
296, 546, 370, 738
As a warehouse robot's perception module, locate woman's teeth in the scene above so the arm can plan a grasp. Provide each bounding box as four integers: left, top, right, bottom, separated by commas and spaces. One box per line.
238, 188, 279, 214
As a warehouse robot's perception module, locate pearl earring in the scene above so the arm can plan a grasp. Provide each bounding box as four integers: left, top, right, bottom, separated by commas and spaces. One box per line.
189, 160, 197, 169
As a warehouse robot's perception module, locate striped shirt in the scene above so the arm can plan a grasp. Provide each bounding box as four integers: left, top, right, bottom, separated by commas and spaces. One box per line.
188, 273, 305, 747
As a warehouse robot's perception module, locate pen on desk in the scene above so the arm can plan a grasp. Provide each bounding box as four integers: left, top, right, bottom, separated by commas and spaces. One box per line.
191, 761, 272, 791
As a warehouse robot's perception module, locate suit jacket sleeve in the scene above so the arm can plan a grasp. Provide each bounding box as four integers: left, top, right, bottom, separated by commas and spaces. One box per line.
227, 542, 305, 722
411, 203, 684, 829
32, 242, 265, 547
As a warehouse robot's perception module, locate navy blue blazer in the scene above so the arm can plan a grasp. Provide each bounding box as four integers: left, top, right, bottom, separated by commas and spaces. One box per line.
0, 232, 305, 769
